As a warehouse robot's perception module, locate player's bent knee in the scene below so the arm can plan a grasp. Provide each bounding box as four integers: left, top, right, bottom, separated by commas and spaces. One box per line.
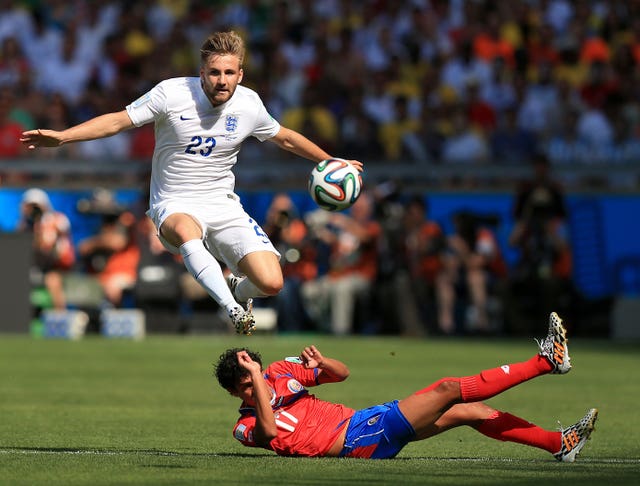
415, 377, 461, 399
260, 276, 284, 296
160, 214, 202, 246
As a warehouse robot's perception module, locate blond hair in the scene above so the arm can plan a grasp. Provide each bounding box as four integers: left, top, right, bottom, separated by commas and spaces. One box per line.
200, 31, 245, 66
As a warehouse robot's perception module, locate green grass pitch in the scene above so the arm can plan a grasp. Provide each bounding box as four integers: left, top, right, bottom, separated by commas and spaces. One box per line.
1, 332, 638, 485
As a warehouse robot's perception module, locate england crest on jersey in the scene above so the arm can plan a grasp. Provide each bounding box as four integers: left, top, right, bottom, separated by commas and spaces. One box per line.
225, 115, 238, 132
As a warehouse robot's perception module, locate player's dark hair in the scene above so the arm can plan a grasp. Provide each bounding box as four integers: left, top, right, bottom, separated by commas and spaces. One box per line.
214, 348, 262, 391
200, 31, 245, 66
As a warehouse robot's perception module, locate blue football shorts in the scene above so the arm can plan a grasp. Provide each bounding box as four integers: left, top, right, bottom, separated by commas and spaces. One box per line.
339, 400, 416, 459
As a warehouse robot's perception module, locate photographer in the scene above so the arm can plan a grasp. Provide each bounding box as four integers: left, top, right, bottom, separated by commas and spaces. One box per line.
436, 210, 507, 335
302, 192, 381, 335
262, 193, 316, 332
77, 189, 139, 307
507, 155, 572, 334
18, 188, 75, 310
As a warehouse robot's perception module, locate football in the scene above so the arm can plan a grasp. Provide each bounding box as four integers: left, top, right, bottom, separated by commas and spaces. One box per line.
308, 158, 363, 211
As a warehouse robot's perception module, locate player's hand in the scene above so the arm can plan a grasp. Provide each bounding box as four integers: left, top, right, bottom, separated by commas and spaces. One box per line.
20, 129, 63, 149
345, 159, 364, 172
300, 345, 324, 369
236, 350, 261, 373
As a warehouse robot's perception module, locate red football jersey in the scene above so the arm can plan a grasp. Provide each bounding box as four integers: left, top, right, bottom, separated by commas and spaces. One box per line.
232, 358, 355, 457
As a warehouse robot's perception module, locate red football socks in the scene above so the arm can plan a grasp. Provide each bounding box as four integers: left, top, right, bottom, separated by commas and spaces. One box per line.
476, 410, 561, 453
460, 355, 553, 402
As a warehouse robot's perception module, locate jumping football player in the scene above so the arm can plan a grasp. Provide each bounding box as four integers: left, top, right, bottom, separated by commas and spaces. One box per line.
20, 31, 363, 335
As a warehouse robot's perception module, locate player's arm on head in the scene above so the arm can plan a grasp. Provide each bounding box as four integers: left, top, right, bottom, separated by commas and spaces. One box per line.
20, 110, 134, 149
236, 351, 277, 445
300, 345, 349, 384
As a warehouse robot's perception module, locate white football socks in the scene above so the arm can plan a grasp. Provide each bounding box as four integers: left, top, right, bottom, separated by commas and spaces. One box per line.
179, 239, 237, 312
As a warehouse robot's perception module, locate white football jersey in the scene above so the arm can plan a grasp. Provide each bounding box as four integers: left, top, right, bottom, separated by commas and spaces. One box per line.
126, 77, 281, 209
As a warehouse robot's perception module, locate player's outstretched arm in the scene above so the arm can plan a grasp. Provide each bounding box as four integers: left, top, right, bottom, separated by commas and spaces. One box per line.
268, 126, 363, 172
20, 110, 134, 149
300, 345, 350, 384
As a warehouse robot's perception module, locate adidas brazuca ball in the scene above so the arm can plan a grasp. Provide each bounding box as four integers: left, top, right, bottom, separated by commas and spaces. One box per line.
308, 158, 363, 211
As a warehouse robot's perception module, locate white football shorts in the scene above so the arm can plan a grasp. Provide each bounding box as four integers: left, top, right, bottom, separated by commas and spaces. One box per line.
147, 192, 280, 276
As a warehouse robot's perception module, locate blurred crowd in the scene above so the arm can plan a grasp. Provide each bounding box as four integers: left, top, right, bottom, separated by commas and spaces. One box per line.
20, 157, 574, 336
1, 0, 640, 182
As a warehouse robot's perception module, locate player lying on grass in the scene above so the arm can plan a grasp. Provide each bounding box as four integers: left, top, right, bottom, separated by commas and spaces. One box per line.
215, 312, 597, 461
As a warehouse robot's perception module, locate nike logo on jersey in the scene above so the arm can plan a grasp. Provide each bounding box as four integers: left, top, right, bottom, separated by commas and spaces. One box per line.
180, 115, 193, 121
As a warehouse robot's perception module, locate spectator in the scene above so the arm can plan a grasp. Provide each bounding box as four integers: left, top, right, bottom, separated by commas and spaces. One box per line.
120, 5, 155, 60
338, 89, 381, 161
75, 86, 132, 161
128, 123, 155, 161
480, 56, 517, 117
441, 107, 490, 164
280, 85, 339, 155
5, 0, 639, 194
302, 191, 381, 335
0, 88, 27, 159
553, 36, 589, 86
472, 12, 516, 68
436, 210, 507, 334
579, 60, 619, 111
580, 35, 611, 65
378, 95, 425, 162
544, 0, 574, 34
17, 188, 75, 310
526, 24, 561, 69
361, 70, 397, 126
71, 1, 120, 67
465, 77, 497, 134
545, 109, 589, 165
490, 106, 538, 163
19, 8, 64, 68
602, 114, 640, 168
0, 36, 30, 90
401, 195, 446, 335
32, 27, 94, 106
576, 95, 615, 149
31, 94, 78, 160
516, 61, 560, 139
278, 23, 316, 73
133, 214, 187, 332
368, 181, 408, 335
322, 27, 368, 94
77, 189, 140, 307
440, 38, 491, 98
0, 1, 31, 45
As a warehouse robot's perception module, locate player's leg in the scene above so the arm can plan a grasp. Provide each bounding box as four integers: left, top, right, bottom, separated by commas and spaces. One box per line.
465, 266, 489, 331
398, 312, 571, 436
44, 270, 66, 310
411, 401, 563, 454
423, 403, 597, 462
434, 253, 459, 334
159, 213, 240, 314
234, 251, 283, 301
328, 274, 369, 335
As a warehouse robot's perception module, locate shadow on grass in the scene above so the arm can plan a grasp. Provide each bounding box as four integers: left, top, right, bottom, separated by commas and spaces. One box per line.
3, 447, 636, 465
0, 446, 263, 458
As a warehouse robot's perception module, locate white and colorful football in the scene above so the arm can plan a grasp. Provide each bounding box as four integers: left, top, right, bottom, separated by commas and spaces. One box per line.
308, 158, 362, 211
